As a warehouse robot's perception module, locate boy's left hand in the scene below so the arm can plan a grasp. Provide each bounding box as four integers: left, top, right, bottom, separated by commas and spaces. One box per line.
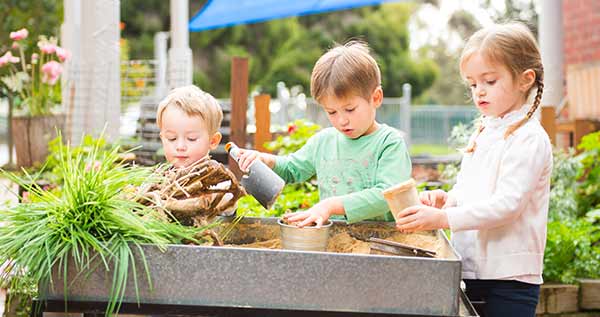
395, 205, 449, 233
283, 198, 343, 228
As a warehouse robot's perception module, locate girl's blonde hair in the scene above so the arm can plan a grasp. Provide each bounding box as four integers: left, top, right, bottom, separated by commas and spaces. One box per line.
310, 40, 381, 104
460, 22, 544, 140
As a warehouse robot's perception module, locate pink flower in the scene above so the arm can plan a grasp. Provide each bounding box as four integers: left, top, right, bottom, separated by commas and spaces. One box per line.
287, 123, 298, 134
22, 191, 30, 203
38, 42, 56, 54
31, 53, 39, 63
55, 47, 71, 62
11, 42, 19, 49
85, 160, 102, 172
0, 56, 7, 67
9, 28, 28, 41
41, 61, 63, 85
1, 51, 20, 64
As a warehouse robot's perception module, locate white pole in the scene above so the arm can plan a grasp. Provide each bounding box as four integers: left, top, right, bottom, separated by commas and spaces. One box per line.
168, 0, 193, 89
539, 0, 564, 108
401, 83, 411, 147
154, 31, 170, 98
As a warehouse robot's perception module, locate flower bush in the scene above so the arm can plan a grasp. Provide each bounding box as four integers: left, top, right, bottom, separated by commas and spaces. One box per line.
238, 119, 321, 217
0, 28, 69, 116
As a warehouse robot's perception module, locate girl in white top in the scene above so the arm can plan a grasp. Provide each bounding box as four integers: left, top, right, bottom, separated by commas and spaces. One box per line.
395, 22, 552, 317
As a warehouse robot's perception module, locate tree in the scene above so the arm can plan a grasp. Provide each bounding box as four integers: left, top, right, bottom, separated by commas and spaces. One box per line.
414, 9, 480, 105
122, 1, 437, 98
0, 1, 62, 52
481, 0, 538, 37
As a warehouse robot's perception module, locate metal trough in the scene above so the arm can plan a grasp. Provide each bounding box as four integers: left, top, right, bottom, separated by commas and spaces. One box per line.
41, 217, 474, 316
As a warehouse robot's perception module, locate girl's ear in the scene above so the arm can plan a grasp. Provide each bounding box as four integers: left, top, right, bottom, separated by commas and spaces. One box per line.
519, 69, 536, 92
209, 132, 222, 150
371, 86, 383, 108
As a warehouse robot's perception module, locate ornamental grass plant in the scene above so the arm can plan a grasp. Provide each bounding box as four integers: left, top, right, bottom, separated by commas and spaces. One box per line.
0, 135, 206, 315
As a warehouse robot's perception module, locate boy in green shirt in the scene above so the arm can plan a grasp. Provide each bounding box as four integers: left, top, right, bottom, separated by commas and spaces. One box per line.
237, 41, 411, 226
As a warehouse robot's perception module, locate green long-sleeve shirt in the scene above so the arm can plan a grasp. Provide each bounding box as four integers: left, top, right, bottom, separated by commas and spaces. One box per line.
273, 124, 411, 223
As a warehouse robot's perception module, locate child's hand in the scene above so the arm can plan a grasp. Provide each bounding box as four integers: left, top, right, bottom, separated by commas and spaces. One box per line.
395, 205, 449, 233
283, 198, 342, 228
419, 190, 448, 208
236, 149, 262, 172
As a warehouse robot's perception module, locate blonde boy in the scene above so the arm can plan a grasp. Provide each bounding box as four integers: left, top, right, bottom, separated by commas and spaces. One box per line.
237, 41, 412, 226
157, 85, 223, 168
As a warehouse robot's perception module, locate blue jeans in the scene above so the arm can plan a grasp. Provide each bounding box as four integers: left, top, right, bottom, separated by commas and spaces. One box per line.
464, 279, 540, 317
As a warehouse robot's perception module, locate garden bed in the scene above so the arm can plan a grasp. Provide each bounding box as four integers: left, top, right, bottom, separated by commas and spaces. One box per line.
42, 217, 467, 316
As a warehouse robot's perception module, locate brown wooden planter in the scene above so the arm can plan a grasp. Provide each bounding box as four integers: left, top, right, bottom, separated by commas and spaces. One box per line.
579, 279, 600, 310
11, 114, 65, 169
536, 284, 579, 314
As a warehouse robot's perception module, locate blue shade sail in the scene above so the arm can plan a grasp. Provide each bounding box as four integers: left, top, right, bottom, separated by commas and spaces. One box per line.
189, 0, 400, 32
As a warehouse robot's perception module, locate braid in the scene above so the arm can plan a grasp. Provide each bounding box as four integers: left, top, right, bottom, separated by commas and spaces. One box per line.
465, 124, 485, 153
503, 80, 544, 139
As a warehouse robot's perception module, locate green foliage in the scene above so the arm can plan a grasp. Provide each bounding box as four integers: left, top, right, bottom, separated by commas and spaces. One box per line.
343, 3, 438, 97
576, 132, 600, 216
548, 149, 581, 222
481, 0, 538, 37
264, 119, 321, 155
239, 119, 321, 217
121, 2, 437, 98
543, 219, 600, 284
0, 135, 204, 315
36, 134, 111, 185
238, 182, 320, 218
0, 1, 62, 53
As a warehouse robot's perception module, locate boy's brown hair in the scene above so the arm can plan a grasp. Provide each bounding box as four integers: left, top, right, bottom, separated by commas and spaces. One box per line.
156, 85, 223, 135
310, 40, 381, 103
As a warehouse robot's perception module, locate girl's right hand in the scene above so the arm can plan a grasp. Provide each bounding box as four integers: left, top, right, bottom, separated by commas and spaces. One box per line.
236, 149, 261, 172
419, 189, 448, 209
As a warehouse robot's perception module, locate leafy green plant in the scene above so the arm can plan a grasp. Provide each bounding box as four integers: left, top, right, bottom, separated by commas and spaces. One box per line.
239, 181, 319, 217
543, 219, 600, 284
0, 134, 204, 315
548, 149, 581, 222
238, 119, 321, 217
37, 134, 111, 185
576, 131, 600, 216
265, 119, 321, 155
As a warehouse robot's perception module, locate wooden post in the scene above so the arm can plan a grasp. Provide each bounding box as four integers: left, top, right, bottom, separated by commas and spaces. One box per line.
574, 119, 597, 150
254, 94, 271, 152
229, 57, 248, 179
541, 106, 556, 145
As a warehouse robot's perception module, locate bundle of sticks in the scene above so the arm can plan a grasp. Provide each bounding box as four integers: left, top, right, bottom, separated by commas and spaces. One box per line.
135, 156, 246, 228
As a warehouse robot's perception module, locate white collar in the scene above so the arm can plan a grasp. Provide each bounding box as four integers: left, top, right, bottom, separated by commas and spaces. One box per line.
482, 105, 530, 129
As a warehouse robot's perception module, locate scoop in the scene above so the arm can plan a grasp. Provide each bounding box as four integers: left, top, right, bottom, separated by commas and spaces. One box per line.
225, 142, 285, 210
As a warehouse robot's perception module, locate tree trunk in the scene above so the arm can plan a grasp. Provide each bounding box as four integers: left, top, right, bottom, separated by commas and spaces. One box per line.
12, 114, 65, 169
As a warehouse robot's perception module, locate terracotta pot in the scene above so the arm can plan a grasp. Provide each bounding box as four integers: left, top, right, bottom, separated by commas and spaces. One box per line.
11, 114, 65, 168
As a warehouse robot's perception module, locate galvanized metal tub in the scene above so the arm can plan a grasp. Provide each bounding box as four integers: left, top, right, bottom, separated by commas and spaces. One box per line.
43, 217, 463, 316
278, 218, 332, 251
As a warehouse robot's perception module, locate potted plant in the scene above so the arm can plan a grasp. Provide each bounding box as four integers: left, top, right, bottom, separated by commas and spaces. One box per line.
0, 28, 70, 169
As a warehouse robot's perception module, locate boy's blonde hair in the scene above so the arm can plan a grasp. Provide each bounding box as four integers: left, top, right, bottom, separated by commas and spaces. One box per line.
310, 40, 381, 103
156, 85, 223, 135
460, 22, 544, 139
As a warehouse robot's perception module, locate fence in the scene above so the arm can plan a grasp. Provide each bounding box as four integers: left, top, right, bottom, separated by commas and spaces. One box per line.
279, 98, 478, 145
121, 59, 158, 106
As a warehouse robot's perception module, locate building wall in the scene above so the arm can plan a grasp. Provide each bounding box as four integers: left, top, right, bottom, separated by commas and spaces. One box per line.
563, 0, 600, 65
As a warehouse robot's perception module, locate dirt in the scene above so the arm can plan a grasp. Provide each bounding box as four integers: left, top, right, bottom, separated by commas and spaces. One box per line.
224, 222, 450, 258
